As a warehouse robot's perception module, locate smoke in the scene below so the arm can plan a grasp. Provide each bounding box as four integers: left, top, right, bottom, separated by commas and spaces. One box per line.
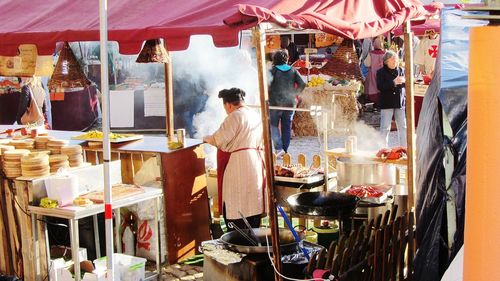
352, 120, 386, 151
171, 35, 260, 168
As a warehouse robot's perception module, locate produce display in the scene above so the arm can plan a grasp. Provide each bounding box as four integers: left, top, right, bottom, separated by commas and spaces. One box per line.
274, 164, 321, 178
345, 185, 390, 198
307, 76, 326, 87
376, 147, 407, 160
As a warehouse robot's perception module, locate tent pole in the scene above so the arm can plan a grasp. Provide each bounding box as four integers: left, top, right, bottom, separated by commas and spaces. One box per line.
164, 49, 174, 139
403, 21, 416, 212
252, 26, 282, 281
98, 0, 114, 280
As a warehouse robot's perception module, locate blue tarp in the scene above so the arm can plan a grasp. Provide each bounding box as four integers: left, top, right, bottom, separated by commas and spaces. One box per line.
413, 7, 488, 281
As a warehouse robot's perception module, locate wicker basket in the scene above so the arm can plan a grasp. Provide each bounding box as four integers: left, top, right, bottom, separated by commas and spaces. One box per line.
320, 40, 363, 81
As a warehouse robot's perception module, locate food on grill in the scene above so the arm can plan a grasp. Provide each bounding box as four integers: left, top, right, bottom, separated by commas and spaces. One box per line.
274, 164, 319, 178
346, 185, 389, 198
376, 146, 407, 160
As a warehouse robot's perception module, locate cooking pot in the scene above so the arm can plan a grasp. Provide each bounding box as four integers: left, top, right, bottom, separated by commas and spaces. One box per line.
220, 228, 300, 254
287, 191, 359, 219
336, 157, 396, 188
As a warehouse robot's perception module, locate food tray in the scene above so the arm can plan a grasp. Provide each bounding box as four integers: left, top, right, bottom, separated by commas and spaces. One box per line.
275, 174, 324, 184
71, 134, 143, 143
340, 185, 393, 204
274, 172, 337, 184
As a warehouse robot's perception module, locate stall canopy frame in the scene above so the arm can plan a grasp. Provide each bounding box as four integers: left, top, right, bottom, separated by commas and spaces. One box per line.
0, 0, 439, 56
0, 0, 438, 280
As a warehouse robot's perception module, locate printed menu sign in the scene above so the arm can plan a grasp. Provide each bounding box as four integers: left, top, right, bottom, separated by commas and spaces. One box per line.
0, 44, 53, 77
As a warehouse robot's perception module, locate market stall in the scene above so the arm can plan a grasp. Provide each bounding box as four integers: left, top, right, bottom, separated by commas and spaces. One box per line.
0, 0, 437, 280
0, 127, 210, 280
292, 40, 363, 137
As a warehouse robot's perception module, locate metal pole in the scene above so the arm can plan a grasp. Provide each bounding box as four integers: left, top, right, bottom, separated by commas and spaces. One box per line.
164, 49, 174, 139
252, 26, 282, 280
403, 21, 416, 212
98, 0, 114, 279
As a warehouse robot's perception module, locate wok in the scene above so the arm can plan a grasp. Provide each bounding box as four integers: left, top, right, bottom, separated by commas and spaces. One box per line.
287, 191, 359, 218
220, 228, 300, 254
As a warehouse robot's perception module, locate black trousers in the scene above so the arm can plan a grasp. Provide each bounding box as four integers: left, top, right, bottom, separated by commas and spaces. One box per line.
223, 204, 262, 230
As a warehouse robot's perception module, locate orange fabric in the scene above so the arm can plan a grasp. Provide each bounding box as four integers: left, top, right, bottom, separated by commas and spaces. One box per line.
464, 26, 500, 281
50, 92, 65, 101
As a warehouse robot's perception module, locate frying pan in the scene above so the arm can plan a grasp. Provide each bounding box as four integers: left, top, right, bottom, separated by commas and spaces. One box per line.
287, 191, 359, 219
220, 228, 301, 254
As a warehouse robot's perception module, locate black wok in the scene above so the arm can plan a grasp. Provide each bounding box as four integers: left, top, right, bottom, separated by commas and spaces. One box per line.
220, 228, 301, 254
287, 191, 359, 218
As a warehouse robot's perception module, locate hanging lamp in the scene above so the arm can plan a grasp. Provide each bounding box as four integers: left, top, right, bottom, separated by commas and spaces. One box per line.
48, 42, 90, 90
135, 39, 170, 63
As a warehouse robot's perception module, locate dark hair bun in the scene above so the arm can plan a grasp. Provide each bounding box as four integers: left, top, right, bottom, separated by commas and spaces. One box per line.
218, 88, 245, 103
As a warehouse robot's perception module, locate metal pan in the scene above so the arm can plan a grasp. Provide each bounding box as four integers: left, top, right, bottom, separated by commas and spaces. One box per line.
287, 191, 359, 219
220, 228, 300, 254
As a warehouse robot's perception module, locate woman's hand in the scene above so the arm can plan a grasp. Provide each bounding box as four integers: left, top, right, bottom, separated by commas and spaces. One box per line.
394, 76, 405, 85
203, 135, 215, 145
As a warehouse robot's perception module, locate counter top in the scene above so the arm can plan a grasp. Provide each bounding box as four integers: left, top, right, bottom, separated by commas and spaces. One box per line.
0, 127, 204, 154
29, 186, 163, 220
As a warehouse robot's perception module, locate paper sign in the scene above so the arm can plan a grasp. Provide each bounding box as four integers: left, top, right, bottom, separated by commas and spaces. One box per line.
0, 44, 53, 77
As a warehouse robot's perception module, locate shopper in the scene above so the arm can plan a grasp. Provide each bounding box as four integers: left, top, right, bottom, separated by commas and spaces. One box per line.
364, 36, 386, 108
269, 50, 306, 157
16, 76, 48, 126
376, 51, 407, 147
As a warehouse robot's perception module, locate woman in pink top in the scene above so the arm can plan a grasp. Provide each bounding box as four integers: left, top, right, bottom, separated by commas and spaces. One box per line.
364, 36, 386, 108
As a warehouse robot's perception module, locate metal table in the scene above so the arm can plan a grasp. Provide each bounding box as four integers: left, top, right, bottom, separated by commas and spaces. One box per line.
29, 186, 163, 281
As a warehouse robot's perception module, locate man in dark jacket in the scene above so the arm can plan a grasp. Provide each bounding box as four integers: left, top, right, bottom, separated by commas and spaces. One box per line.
281, 37, 300, 65
269, 50, 306, 156
376, 50, 407, 147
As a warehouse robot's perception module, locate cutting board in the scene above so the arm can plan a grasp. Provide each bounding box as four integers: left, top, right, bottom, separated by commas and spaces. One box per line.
81, 184, 145, 203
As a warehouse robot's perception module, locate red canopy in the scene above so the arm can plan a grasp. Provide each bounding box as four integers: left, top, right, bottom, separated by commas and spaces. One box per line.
0, 0, 435, 56
225, 0, 438, 39
392, 18, 440, 36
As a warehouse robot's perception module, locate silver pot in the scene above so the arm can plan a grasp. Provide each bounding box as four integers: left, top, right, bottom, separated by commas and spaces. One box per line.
336, 157, 396, 188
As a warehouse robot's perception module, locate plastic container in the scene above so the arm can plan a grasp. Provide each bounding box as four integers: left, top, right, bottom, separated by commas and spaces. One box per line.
312, 222, 339, 248
94, 253, 146, 281
44, 173, 79, 206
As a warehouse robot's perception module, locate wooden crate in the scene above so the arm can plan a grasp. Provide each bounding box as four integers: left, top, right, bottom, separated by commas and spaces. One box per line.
1, 178, 48, 279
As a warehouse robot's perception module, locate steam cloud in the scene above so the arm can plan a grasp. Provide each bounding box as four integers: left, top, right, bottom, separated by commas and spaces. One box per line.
171, 36, 261, 168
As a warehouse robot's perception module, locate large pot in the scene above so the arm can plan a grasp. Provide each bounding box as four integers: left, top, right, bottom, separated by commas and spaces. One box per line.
336, 157, 396, 188
220, 228, 300, 254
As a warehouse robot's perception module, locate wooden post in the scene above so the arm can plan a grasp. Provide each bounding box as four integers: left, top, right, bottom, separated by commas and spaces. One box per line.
164, 49, 175, 139
403, 21, 416, 211
253, 25, 282, 280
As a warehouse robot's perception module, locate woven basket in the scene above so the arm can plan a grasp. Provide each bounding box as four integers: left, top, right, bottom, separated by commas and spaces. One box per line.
320, 40, 363, 81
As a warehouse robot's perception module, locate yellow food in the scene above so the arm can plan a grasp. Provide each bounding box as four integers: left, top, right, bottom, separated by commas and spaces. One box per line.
307, 76, 325, 87
40, 197, 59, 208
75, 130, 131, 140
73, 197, 93, 207
168, 141, 183, 150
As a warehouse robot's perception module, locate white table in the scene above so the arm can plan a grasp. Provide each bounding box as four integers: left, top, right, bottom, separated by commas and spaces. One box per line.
29, 186, 163, 281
